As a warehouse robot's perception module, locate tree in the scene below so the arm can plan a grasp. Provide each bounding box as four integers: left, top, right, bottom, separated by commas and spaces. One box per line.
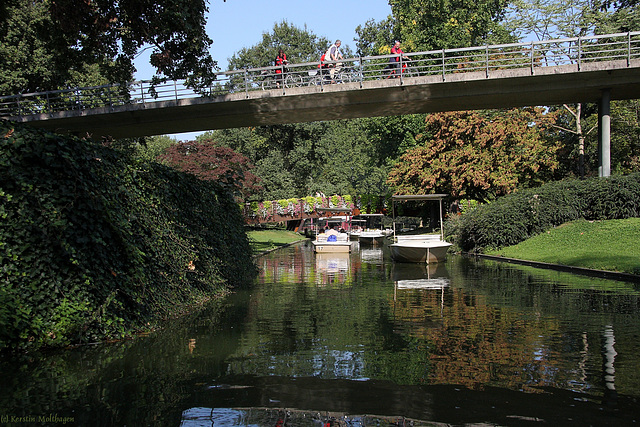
387, 0, 514, 52
158, 140, 261, 200
387, 109, 561, 201
0, 0, 217, 95
227, 21, 332, 71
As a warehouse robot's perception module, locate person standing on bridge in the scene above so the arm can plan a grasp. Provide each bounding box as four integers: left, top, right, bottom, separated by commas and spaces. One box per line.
274, 48, 288, 88
387, 40, 409, 78
325, 40, 343, 83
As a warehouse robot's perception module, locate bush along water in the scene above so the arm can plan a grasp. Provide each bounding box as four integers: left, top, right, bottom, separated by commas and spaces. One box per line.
445, 173, 640, 252
0, 122, 256, 352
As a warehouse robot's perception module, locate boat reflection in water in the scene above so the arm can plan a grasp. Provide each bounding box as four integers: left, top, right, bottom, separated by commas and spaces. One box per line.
359, 246, 384, 264
315, 251, 351, 285
392, 261, 450, 290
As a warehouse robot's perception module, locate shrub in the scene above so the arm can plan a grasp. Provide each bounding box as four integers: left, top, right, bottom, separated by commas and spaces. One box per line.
447, 174, 640, 252
0, 122, 256, 351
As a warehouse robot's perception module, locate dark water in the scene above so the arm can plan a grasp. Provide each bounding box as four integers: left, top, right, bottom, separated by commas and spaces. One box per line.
1, 241, 639, 426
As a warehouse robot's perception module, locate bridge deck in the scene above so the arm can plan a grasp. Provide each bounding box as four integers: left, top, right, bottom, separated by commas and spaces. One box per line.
3, 32, 640, 138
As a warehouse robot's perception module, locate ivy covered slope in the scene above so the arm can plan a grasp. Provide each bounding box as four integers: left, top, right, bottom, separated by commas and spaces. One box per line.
0, 122, 256, 351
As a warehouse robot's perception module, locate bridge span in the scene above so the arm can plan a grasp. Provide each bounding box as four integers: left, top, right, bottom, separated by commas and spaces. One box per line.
3, 32, 640, 175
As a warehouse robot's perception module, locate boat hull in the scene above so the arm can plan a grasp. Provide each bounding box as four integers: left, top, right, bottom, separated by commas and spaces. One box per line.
312, 241, 355, 253
389, 240, 452, 263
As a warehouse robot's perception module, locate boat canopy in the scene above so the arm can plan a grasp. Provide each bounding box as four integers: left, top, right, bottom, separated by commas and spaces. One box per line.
391, 194, 449, 240
391, 194, 447, 202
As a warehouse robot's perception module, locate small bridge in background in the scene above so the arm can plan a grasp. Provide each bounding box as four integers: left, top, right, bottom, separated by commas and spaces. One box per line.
3, 31, 640, 177
242, 195, 370, 228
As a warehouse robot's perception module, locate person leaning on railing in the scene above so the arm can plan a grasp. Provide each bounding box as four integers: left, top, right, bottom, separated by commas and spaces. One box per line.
274, 48, 288, 88
387, 40, 409, 79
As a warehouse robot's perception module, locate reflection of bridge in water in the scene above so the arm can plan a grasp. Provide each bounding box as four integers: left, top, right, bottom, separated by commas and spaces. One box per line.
3, 32, 640, 177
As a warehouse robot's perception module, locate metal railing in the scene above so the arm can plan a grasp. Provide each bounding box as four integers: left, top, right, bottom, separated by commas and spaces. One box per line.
2, 31, 639, 119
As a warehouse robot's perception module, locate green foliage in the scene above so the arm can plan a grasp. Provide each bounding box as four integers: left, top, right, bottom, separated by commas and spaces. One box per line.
447, 174, 640, 252
388, 109, 561, 201
388, 0, 514, 51
0, 122, 256, 351
0, 0, 216, 94
227, 21, 332, 71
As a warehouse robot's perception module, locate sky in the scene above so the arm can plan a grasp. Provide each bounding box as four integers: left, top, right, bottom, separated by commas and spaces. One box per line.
133, 0, 393, 140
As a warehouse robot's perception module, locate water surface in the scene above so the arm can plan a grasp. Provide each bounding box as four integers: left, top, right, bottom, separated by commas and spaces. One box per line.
1, 241, 639, 426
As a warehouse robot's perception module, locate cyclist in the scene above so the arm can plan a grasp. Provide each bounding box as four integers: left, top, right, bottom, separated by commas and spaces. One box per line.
274, 48, 288, 88
387, 40, 409, 78
324, 40, 343, 83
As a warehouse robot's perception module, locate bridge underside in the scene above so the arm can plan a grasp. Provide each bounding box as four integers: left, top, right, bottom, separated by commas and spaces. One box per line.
11, 60, 640, 139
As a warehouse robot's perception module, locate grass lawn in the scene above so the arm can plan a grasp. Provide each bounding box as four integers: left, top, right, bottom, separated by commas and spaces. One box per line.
247, 229, 306, 256
486, 218, 640, 275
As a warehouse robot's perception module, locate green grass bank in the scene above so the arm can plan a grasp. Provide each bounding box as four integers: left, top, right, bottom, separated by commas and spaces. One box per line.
248, 229, 306, 256
486, 218, 640, 275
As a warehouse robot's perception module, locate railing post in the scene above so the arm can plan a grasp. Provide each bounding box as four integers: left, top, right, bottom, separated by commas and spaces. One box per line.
485, 45, 489, 77
399, 55, 403, 85
530, 41, 535, 75
174, 81, 178, 101
140, 82, 145, 104
628, 32, 632, 67
577, 37, 582, 71
359, 56, 364, 87
16, 95, 22, 118
441, 49, 446, 81
46, 91, 51, 116
245, 69, 249, 98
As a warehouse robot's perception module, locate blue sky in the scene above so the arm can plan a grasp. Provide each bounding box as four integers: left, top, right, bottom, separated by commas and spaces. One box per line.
134, 0, 392, 140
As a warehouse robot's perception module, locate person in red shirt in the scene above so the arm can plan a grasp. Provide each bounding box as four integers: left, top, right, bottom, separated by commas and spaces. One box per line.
274, 48, 288, 87
387, 40, 409, 78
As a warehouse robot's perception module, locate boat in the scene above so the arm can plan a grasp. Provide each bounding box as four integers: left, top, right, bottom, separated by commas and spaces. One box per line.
388, 194, 452, 264
312, 229, 355, 253
352, 213, 390, 246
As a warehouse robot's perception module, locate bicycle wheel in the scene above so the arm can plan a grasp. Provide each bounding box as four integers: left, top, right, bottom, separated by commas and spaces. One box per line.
285, 74, 303, 88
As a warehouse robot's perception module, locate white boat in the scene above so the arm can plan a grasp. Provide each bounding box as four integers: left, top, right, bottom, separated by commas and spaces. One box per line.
352, 213, 388, 246
358, 230, 386, 246
312, 230, 355, 253
388, 194, 452, 264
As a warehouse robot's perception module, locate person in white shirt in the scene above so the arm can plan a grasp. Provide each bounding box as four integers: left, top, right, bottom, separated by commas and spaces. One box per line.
324, 40, 343, 83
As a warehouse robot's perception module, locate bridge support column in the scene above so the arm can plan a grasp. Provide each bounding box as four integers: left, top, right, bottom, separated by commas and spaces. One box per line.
598, 88, 611, 177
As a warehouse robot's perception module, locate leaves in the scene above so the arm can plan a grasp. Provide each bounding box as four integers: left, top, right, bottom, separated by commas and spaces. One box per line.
387, 109, 561, 202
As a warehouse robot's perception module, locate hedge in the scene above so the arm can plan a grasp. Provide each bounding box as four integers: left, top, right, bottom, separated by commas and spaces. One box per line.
446, 174, 640, 252
0, 122, 256, 351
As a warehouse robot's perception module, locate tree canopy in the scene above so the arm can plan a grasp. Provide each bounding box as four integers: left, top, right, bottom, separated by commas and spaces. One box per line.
387, 109, 561, 201
0, 0, 217, 95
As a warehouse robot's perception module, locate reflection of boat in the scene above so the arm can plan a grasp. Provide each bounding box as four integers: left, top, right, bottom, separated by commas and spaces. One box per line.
315, 252, 350, 273
359, 247, 384, 263
391, 262, 450, 289
315, 252, 351, 285
389, 195, 452, 264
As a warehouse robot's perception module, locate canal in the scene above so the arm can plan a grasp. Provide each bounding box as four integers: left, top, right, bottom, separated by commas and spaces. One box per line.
1, 241, 639, 426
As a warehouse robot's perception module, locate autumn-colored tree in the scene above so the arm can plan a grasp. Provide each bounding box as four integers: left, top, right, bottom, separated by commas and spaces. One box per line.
158, 140, 261, 200
387, 109, 560, 201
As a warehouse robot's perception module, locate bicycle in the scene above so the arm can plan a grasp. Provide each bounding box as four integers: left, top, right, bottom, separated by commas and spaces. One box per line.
260, 69, 303, 90
306, 64, 361, 86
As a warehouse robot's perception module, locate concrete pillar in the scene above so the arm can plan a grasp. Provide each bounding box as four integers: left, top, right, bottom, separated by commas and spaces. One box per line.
598, 89, 611, 177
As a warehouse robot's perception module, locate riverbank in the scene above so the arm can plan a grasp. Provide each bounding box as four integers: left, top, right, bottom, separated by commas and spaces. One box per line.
485, 218, 640, 276
247, 229, 306, 256
248, 222, 640, 281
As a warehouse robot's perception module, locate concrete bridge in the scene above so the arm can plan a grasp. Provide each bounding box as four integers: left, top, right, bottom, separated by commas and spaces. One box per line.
3, 31, 640, 176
